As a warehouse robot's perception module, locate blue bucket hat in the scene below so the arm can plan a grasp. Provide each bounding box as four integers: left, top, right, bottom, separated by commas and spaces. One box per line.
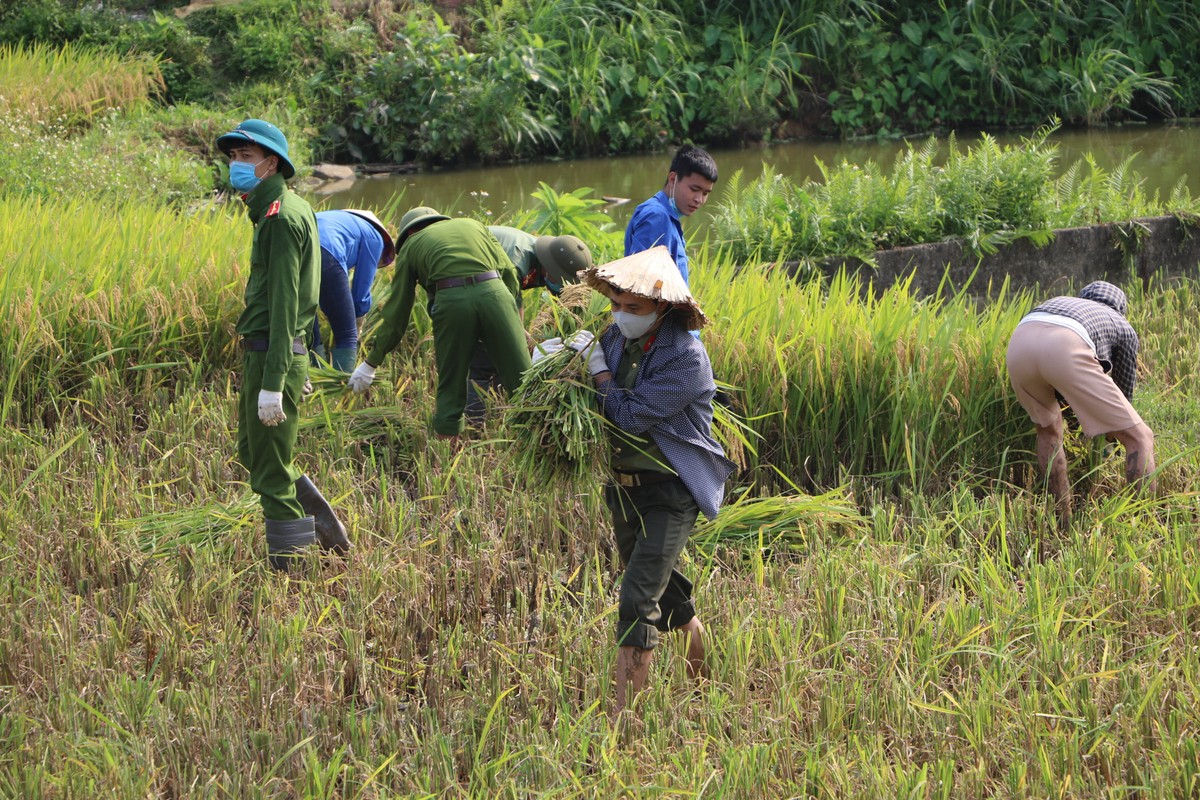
217, 118, 295, 179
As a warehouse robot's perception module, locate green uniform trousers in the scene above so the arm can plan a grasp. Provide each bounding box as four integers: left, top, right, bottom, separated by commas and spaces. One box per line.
237, 351, 309, 520
429, 279, 531, 435
605, 478, 699, 650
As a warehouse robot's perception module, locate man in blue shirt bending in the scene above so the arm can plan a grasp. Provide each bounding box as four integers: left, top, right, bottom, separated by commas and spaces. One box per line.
623, 144, 718, 285
313, 209, 395, 372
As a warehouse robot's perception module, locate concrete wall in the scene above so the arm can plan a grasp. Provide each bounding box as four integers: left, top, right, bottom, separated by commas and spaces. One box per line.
794, 214, 1200, 298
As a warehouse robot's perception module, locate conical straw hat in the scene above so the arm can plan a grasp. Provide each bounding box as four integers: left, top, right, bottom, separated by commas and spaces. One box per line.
583, 246, 708, 330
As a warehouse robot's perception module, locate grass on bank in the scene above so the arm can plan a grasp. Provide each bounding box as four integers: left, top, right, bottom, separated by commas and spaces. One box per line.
711, 124, 1200, 266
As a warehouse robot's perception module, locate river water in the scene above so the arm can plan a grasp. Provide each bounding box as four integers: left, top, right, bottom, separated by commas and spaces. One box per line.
309, 122, 1200, 232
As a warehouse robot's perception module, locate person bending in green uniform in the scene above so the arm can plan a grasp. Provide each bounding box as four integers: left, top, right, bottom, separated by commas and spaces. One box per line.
463, 227, 593, 421
347, 207, 532, 438
217, 118, 350, 570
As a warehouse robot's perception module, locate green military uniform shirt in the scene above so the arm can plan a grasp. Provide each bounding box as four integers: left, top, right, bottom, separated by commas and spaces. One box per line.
367, 218, 520, 365
488, 225, 539, 287
237, 173, 320, 392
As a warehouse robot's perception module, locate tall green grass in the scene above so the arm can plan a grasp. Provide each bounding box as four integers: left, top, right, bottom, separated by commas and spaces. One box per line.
0, 40, 162, 125
0, 194, 245, 427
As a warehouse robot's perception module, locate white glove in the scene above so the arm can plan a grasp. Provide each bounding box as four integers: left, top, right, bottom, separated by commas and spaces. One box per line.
348, 361, 377, 393
532, 337, 565, 364
257, 390, 286, 426
567, 329, 607, 375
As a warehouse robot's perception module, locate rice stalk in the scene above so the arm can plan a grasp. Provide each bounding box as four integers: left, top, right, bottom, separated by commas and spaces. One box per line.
117, 492, 258, 554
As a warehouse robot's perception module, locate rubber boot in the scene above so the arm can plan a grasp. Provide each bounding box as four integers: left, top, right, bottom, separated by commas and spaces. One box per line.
265, 516, 317, 571
294, 475, 351, 553
330, 346, 357, 373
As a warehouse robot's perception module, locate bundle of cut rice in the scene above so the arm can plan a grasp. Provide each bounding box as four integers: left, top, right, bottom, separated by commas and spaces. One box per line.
503, 345, 609, 487
692, 485, 865, 552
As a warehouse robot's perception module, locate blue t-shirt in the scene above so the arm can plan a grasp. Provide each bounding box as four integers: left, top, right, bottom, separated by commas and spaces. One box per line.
316, 210, 385, 318
624, 190, 688, 284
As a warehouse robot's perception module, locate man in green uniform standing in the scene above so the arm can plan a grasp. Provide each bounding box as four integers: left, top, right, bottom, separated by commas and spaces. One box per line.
217, 118, 350, 569
347, 207, 531, 438
463, 226, 593, 420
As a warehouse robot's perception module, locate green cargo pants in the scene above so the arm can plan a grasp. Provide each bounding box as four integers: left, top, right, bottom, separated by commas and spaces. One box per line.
429, 279, 531, 435
605, 478, 700, 650
237, 351, 309, 520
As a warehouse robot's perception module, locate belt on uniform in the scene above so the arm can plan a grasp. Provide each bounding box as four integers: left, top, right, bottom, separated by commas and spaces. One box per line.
613, 470, 677, 488
433, 270, 500, 290
241, 337, 307, 355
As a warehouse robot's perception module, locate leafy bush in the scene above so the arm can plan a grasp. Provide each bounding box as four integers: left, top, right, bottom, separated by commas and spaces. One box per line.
111, 12, 214, 103
0, 0, 110, 48
509, 183, 623, 262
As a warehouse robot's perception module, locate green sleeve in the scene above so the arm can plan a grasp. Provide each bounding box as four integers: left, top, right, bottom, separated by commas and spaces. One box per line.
260, 217, 303, 392
367, 254, 417, 366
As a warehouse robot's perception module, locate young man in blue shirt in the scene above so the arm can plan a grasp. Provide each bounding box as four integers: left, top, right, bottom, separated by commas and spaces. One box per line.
623, 144, 718, 285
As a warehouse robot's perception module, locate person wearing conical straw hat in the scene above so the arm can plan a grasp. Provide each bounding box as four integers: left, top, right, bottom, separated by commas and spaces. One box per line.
535, 245, 735, 715
311, 209, 396, 372
216, 118, 351, 570
347, 207, 532, 438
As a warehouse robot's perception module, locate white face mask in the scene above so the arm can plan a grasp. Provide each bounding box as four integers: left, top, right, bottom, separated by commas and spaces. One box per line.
613, 309, 659, 339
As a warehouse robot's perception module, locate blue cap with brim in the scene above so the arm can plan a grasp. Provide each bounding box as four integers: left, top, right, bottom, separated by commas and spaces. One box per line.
217, 118, 295, 179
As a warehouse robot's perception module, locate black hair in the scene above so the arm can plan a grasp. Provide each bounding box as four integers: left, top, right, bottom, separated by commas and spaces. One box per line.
668, 144, 717, 183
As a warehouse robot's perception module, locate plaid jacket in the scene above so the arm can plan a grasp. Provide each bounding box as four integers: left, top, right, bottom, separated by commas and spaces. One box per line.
1030, 281, 1139, 399
594, 313, 735, 519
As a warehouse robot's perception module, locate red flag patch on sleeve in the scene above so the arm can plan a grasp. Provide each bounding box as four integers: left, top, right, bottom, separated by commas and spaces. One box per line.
266, 200, 282, 217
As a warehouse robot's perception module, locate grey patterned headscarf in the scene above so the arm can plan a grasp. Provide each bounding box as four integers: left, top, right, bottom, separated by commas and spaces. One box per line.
1078, 281, 1128, 316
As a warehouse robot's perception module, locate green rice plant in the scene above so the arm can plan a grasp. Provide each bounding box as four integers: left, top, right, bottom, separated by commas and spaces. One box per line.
693, 252, 1033, 492
0, 41, 162, 126
0, 193, 245, 427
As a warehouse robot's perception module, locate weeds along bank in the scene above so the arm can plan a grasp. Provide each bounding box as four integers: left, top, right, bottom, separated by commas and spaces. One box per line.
2, 0, 1199, 168
0, 42, 220, 205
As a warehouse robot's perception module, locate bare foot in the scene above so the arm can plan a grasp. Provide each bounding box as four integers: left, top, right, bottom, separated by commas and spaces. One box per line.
680, 618, 707, 681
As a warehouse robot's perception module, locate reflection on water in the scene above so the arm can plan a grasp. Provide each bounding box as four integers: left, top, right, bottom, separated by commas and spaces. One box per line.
308, 122, 1200, 232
